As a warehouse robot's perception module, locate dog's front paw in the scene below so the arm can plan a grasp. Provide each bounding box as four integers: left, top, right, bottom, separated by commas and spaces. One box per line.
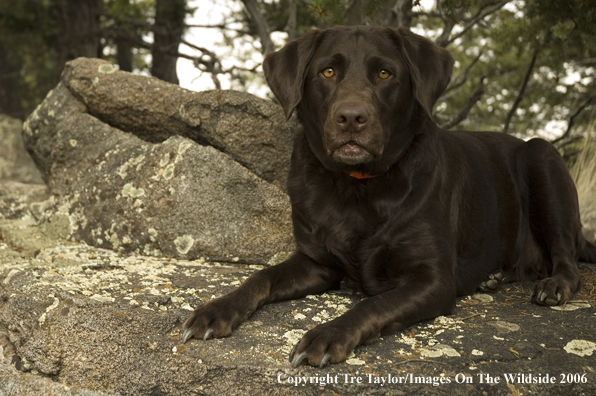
289, 322, 361, 368
182, 295, 251, 343
478, 270, 504, 292
531, 273, 580, 306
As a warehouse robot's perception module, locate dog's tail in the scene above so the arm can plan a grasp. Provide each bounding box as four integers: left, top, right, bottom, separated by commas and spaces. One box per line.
579, 240, 596, 263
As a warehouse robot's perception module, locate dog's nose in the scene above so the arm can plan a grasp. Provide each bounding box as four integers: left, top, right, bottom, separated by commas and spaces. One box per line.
335, 104, 368, 132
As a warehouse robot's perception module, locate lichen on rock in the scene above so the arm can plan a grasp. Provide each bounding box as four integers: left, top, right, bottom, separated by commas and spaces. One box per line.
21, 57, 295, 264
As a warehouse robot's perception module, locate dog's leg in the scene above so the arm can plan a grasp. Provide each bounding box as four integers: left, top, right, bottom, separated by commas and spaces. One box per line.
182, 252, 342, 342
289, 276, 455, 367
521, 139, 583, 306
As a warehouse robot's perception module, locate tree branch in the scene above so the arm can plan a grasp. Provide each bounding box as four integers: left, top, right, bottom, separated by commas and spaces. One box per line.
240, 0, 274, 54
440, 75, 486, 130
439, 47, 485, 102
180, 39, 218, 59
441, 0, 512, 47
123, 35, 218, 88
409, 11, 443, 18
552, 97, 594, 146
503, 47, 539, 134
179, 39, 224, 89
185, 23, 250, 35
572, 57, 596, 67
434, 0, 457, 48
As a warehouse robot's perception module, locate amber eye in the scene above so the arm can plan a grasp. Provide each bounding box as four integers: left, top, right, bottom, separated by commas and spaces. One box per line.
378, 69, 391, 79
322, 68, 335, 78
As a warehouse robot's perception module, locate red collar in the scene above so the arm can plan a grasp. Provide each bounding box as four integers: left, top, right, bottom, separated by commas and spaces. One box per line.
350, 171, 376, 179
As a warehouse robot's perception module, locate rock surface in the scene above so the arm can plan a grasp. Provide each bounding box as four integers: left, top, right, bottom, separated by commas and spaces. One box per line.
21, 63, 294, 264
60, 58, 295, 190
0, 115, 43, 184
0, 181, 49, 221
1, 196, 595, 396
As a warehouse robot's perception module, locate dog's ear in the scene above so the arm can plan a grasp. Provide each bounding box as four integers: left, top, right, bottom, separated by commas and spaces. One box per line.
263, 30, 324, 119
391, 28, 454, 118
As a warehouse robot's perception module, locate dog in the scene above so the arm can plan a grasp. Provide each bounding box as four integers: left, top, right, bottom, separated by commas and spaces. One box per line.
182, 26, 596, 368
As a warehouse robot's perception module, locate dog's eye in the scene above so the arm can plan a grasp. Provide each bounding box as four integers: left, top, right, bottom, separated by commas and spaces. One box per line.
322, 68, 335, 78
378, 70, 391, 79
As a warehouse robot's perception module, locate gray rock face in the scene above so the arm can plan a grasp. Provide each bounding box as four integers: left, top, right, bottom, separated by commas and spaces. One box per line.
63, 58, 295, 190
22, 59, 294, 263
0, 114, 43, 184
0, 181, 48, 220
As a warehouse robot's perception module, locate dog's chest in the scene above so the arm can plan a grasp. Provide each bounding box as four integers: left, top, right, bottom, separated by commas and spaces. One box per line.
293, 183, 383, 275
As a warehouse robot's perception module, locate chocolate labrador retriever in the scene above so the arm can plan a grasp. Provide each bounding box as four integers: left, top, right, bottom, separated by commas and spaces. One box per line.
182, 26, 596, 367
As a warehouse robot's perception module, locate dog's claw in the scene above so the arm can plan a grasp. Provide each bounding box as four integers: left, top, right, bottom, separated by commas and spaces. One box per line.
485, 279, 498, 289
289, 344, 297, 362
491, 272, 503, 282
319, 353, 331, 368
478, 270, 504, 292
182, 329, 194, 343
532, 288, 563, 306
203, 328, 214, 340
182, 327, 217, 342
539, 291, 547, 302
291, 352, 308, 368
545, 292, 563, 306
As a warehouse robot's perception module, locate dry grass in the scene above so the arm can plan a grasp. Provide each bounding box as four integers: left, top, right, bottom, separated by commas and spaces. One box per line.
576, 267, 596, 303
569, 130, 596, 232
568, 126, 596, 301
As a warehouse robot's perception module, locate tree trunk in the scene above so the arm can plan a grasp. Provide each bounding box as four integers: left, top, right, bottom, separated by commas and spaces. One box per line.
370, 0, 412, 28
241, 0, 274, 54
0, 39, 24, 119
151, 0, 187, 84
395, 0, 413, 28
54, 0, 101, 83
346, 0, 364, 26
285, 0, 297, 42
115, 37, 133, 72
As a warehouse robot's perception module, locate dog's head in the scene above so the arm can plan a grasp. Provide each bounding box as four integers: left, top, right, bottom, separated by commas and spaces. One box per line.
264, 27, 453, 175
